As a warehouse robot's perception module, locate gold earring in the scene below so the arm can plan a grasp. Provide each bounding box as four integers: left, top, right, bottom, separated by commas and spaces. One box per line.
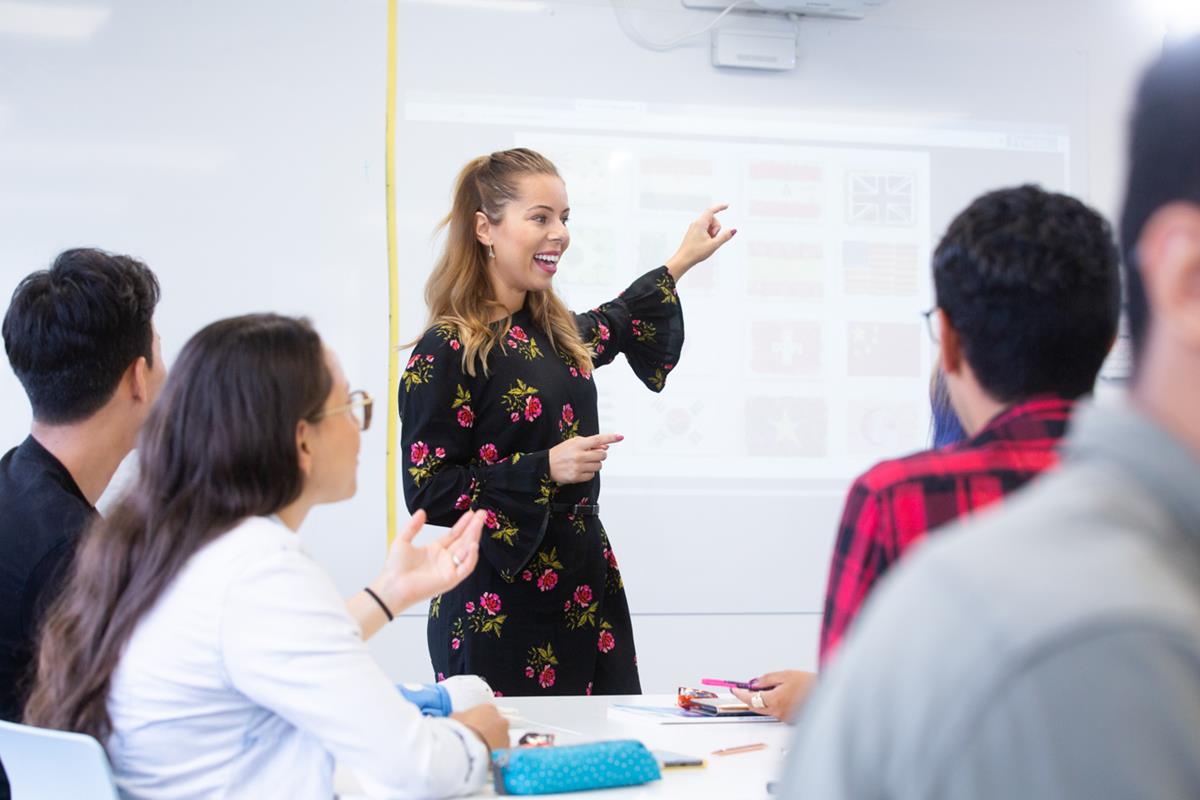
488, 244, 496, 259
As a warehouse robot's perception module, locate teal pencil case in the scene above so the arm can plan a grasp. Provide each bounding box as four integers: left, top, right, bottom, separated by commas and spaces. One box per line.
491, 739, 662, 795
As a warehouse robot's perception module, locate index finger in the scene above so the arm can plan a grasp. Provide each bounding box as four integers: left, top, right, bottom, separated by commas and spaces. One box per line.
702, 202, 730, 220
587, 433, 624, 447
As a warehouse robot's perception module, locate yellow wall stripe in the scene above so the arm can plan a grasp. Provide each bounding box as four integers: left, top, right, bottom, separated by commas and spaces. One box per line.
385, 0, 399, 544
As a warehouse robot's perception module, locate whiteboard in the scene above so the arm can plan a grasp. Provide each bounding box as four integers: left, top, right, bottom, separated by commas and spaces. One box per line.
0, 0, 1163, 685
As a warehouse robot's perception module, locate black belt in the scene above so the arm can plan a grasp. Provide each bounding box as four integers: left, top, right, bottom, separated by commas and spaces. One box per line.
549, 502, 600, 517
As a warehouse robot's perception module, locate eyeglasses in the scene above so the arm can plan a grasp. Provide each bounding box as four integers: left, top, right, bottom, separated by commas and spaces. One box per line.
315, 389, 373, 431
921, 306, 941, 344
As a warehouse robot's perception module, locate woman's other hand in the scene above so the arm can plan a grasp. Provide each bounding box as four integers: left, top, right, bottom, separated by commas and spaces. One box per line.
664, 203, 737, 281
730, 670, 817, 721
452, 703, 510, 752
548, 433, 623, 484
371, 509, 484, 614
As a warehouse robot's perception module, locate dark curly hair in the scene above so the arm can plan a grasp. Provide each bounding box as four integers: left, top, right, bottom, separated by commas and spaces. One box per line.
3, 248, 160, 424
933, 184, 1120, 402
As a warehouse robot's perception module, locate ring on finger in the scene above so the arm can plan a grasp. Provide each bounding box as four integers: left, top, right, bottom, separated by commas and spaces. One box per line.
750, 692, 766, 710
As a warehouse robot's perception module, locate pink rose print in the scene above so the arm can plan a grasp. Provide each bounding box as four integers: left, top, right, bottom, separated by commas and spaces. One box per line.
586, 682, 593, 696
450, 339, 461, 351
537, 569, 558, 592
480, 592, 501, 616
598, 324, 610, 341
465, 601, 476, 613
457, 407, 474, 428
425, 354, 434, 362
406, 355, 419, 369
484, 510, 499, 530
561, 404, 574, 424
521, 570, 533, 581
596, 344, 605, 354
437, 672, 445, 681
479, 443, 498, 464
494, 691, 504, 697
563, 601, 571, 611
435, 447, 446, 458
507, 339, 517, 349
569, 367, 578, 377
454, 494, 471, 511
538, 666, 556, 689
573, 585, 593, 607
510, 326, 529, 342
607, 550, 619, 569
451, 638, 461, 650
525, 666, 535, 678
510, 412, 520, 423
410, 441, 429, 466
598, 630, 616, 653
524, 396, 542, 422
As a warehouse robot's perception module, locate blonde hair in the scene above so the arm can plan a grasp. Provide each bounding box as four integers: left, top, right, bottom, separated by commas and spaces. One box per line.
418, 148, 594, 377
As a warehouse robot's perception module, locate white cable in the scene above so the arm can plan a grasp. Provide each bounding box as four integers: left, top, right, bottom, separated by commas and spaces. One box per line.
613, 0, 748, 52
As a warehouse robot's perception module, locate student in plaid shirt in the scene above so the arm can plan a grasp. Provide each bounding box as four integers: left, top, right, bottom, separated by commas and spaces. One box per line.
732, 184, 1121, 721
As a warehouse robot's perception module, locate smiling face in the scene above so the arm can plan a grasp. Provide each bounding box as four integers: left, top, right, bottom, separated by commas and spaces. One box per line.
476, 172, 570, 307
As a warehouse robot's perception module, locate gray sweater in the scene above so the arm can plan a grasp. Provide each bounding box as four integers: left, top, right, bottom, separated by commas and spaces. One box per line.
779, 401, 1200, 799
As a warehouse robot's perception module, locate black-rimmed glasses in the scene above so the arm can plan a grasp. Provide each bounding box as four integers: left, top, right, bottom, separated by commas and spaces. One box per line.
921, 307, 941, 344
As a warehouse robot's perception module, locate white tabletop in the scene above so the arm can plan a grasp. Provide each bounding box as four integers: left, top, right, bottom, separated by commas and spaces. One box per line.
337, 694, 791, 798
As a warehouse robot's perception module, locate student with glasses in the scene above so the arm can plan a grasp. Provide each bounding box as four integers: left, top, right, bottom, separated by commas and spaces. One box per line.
24, 314, 507, 799
732, 185, 1121, 721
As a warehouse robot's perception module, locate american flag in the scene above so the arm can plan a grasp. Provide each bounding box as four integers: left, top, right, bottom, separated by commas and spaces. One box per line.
842, 241, 920, 297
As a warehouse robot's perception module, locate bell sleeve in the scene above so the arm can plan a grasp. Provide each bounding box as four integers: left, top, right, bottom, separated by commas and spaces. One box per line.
574, 266, 684, 392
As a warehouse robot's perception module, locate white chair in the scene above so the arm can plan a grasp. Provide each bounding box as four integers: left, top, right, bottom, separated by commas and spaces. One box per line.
0, 719, 118, 799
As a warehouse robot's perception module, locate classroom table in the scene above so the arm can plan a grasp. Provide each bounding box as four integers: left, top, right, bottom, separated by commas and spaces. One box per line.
336, 693, 792, 799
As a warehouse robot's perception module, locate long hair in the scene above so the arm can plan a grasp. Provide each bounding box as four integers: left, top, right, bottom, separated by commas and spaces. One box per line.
929, 360, 967, 448
421, 147, 593, 376
23, 314, 332, 742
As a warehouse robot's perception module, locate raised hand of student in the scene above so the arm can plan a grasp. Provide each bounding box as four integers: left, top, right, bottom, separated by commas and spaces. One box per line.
730, 670, 817, 721
370, 509, 484, 617
548, 433, 623, 484
664, 203, 737, 281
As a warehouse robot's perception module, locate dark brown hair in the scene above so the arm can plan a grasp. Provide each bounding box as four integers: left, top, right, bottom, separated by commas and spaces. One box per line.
24, 314, 331, 741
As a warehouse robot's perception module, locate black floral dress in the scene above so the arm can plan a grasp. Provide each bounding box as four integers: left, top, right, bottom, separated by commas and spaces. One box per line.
399, 267, 683, 696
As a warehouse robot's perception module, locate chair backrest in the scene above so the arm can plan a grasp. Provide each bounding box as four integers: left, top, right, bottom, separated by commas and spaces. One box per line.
0, 720, 119, 799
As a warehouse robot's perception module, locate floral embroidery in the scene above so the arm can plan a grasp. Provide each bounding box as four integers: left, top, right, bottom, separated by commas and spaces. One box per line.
505, 324, 543, 360
479, 443, 499, 464
631, 318, 657, 343
647, 368, 667, 392
584, 322, 611, 357
535, 476, 558, 507
564, 583, 599, 630
558, 404, 579, 440
500, 379, 541, 423
483, 507, 520, 546
586, 682, 593, 696
466, 592, 506, 637
598, 621, 616, 653
656, 274, 679, 305
407, 440, 445, 487
452, 384, 474, 428
402, 353, 435, 392
525, 643, 559, 689
561, 354, 593, 381
523, 548, 563, 593
601, 528, 624, 592
453, 478, 480, 511
429, 594, 441, 619
567, 498, 590, 536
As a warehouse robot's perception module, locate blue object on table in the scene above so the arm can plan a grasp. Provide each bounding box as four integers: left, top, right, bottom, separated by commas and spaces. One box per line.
396, 682, 453, 717
491, 739, 661, 795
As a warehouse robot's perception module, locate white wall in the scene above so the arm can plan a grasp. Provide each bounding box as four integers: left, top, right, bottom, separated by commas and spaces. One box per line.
0, 0, 1167, 692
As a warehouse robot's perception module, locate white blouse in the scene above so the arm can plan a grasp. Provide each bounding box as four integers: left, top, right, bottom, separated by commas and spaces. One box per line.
107, 516, 487, 799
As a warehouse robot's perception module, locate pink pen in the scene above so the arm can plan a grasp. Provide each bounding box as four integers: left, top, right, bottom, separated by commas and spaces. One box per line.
700, 678, 776, 691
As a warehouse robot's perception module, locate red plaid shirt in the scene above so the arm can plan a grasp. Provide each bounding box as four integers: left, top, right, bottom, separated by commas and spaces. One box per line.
818, 395, 1076, 666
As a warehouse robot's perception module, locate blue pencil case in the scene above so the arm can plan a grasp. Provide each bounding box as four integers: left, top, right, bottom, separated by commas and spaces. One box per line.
491, 739, 662, 795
